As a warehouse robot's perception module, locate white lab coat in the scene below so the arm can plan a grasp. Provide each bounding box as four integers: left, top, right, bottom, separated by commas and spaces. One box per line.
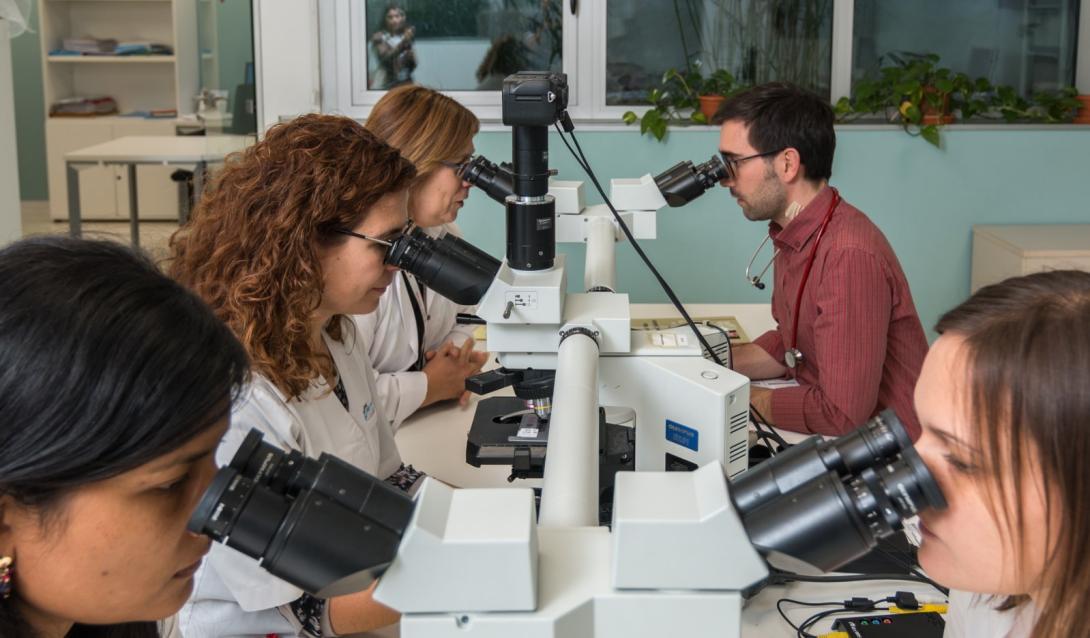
943, 589, 1036, 638
181, 322, 402, 638
355, 223, 477, 430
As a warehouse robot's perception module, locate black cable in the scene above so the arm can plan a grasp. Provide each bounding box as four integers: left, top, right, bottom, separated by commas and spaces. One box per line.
769, 570, 940, 588
701, 320, 734, 370
873, 545, 950, 596
778, 597, 895, 638
776, 598, 841, 638
555, 122, 727, 369
750, 405, 790, 450
555, 120, 796, 458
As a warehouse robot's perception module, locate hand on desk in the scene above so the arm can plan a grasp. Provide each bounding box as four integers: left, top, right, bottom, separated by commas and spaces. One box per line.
422, 338, 489, 407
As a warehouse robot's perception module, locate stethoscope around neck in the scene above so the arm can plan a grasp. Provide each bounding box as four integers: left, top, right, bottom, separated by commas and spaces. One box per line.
745, 188, 842, 369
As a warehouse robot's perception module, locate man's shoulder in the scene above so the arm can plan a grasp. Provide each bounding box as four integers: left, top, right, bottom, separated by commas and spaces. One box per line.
826, 199, 897, 255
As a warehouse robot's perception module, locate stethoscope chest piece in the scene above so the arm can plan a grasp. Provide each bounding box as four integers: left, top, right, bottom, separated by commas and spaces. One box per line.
784, 347, 803, 369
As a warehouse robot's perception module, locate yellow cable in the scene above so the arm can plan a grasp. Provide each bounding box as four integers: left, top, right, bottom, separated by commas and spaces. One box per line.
890, 603, 948, 614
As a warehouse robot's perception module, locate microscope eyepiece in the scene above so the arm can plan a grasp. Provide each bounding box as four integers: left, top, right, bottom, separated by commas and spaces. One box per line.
653, 155, 729, 207
741, 443, 946, 573
459, 155, 516, 205
187, 430, 415, 598
384, 226, 501, 305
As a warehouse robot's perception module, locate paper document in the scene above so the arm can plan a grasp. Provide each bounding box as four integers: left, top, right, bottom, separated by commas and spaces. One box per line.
751, 378, 800, 389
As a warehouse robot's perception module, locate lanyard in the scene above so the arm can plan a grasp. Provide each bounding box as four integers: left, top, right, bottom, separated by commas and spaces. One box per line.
785, 188, 841, 369
402, 271, 427, 372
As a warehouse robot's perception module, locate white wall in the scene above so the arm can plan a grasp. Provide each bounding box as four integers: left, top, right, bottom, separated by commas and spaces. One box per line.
253, 0, 321, 132
1, 24, 23, 244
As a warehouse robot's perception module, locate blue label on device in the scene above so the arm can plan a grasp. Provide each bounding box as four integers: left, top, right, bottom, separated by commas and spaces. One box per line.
665, 419, 699, 451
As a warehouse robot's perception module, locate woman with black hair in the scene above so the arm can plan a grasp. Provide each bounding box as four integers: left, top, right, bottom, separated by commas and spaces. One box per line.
0, 236, 249, 638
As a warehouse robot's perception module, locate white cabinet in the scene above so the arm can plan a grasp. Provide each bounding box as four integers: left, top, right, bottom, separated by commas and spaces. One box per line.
39, 0, 198, 220
971, 225, 1090, 292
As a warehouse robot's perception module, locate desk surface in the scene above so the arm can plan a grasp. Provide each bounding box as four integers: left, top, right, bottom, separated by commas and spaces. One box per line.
388, 302, 935, 637
65, 135, 253, 164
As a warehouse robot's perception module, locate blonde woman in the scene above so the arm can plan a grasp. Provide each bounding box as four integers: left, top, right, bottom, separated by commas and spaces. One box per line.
359, 84, 490, 430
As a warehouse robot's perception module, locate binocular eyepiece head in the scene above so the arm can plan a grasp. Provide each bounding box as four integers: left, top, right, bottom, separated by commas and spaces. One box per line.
732, 410, 946, 574
383, 226, 501, 305
654, 155, 728, 207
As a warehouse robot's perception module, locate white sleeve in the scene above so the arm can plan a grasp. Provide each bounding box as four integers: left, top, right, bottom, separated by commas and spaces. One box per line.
372, 366, 428, 431
944, 589, 1025, 638
443, 305, 477, 348
198, 382, 310, 617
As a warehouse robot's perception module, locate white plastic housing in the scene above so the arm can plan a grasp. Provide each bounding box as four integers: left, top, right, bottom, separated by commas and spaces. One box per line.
611, 464, 769, 590
374, 478, 539, 613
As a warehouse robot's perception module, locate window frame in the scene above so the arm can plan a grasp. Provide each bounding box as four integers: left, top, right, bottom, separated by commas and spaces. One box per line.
319, 0, 1090, 123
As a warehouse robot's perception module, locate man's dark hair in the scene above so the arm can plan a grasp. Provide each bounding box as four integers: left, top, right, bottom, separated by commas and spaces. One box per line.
713, 82, 836, 182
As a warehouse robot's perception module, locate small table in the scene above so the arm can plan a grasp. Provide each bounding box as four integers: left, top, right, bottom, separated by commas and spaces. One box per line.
64, 135, 253, 246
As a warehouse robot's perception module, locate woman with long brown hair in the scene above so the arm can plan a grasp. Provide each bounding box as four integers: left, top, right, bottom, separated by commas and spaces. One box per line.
913, 269, 1090, 637
358, 84, 489, 430
170, 113, 417, 637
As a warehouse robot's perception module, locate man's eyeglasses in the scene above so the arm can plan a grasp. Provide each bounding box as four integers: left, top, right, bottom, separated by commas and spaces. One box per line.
719, 148, 786, 181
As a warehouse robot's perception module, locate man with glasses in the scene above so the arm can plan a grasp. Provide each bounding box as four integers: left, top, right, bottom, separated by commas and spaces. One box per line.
715, 82, 928, 439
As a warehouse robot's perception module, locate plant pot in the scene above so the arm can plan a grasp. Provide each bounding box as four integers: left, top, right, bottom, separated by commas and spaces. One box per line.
921, 88, 955, 126
1075, 95, 1090, 124
698, 95, 726, 122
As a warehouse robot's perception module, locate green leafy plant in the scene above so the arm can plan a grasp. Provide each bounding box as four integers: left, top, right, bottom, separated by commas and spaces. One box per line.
834, 52, 974, 147
621, 64, 746, 141
836, 52, 1082, 147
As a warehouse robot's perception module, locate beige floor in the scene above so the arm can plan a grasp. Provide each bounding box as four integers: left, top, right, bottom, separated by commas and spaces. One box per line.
20, 200, 181, 261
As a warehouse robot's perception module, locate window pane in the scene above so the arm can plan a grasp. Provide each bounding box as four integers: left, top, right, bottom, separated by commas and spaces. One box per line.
362, 0, 562, 92
606, 0, 833, 106
852, 0, 1079, 96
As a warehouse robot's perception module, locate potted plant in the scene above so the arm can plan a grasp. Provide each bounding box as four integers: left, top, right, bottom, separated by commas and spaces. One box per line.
1076, 94, 1090, 124
622, 63, 745, 142
695, 69, 742, 122
835, 52, 973, 147
837, 52, 1083, 146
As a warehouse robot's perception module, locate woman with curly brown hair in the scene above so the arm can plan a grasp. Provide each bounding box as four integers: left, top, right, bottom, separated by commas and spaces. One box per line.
169, 113, 416, 637
358, 84, 490, 430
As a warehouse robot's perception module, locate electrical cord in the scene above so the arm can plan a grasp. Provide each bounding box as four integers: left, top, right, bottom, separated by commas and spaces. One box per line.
777, 590, 947, 638
749, 404, 790, 452
776, 598, 847, 638
769, 570, 941, 588
554, 119, 792, 454
873, 545, 949, 596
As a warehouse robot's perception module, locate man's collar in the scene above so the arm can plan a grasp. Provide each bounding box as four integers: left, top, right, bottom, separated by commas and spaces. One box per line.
768, 186, 835, 252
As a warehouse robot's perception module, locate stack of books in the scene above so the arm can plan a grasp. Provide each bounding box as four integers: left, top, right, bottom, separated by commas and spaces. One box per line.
49, 96, 119, 117
60, 38, 118, 54
51, 39, 173, 56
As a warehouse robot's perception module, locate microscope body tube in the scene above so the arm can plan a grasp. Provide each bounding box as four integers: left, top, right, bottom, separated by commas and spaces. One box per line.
584, 216, 616, 292
505, 125, 556, 271
538, 330, 601, 528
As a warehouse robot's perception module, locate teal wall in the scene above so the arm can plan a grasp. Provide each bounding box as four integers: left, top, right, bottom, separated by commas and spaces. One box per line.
10, 5, 46, 200
457, 127, 1090, 338
9, 5, 1090, 335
